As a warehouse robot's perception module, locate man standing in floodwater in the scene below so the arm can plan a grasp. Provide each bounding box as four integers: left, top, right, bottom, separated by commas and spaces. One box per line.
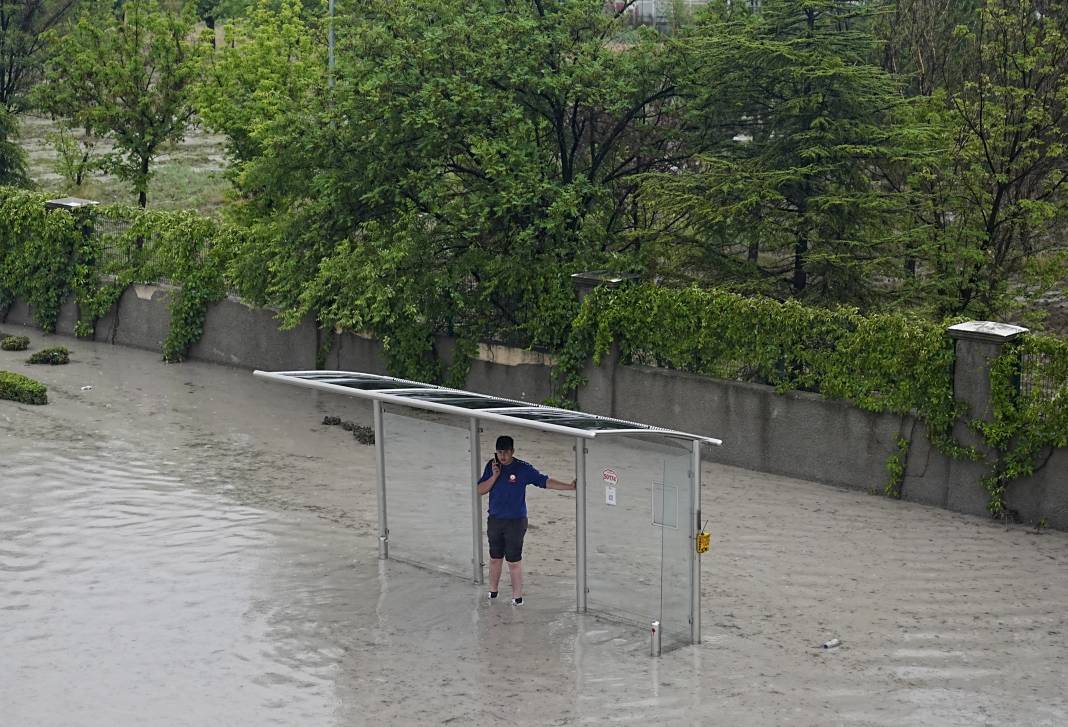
476, 434, 576, 606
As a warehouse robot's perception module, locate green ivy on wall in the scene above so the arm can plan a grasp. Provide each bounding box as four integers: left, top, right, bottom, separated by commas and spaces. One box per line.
981, 335, 1068, 515
0, 190, 82, 332
0, 188, 234, 363
884, 436, 910, 499
552, 284, 963, 438
122, 208, 229, 362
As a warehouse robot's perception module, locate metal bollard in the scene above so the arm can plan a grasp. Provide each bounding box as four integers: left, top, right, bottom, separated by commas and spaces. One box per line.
650, 621, 661, 657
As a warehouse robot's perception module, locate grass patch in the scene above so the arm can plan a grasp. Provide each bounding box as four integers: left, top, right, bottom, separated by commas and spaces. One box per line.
1, 335, 30, 351
0, 370, 48, 404
28, 346, 70, 365
17, 115, 231, 216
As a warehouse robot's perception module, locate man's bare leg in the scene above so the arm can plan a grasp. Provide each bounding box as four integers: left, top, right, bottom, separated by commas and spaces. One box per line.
507, 560, 523, 599
489, 557, 503, 594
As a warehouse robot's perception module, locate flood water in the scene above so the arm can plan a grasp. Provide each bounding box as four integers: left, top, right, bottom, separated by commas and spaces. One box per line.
2, 335, 1067, 726
2, 440, 355, 724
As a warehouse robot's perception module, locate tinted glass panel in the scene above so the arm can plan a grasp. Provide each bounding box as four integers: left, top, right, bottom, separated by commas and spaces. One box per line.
391, 391, 523, 410
291, 373, 352, 380
328, 380, 429, 391
504, 409, 644, 431
290, 372, 432, 388
383, 407, 475, 579
585, 435, 693, 652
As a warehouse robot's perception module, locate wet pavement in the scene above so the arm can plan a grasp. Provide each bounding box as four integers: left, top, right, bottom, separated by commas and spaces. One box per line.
2, 333, 1067, 726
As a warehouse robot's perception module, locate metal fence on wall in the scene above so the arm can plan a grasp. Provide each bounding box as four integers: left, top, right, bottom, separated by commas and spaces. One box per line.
90, 213, 186, 288
93, 215, 138, 269
1021, 350, 1066, 403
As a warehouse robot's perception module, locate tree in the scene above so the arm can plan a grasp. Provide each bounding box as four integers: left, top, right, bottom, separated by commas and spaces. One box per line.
0, 0, 80, 188
195, 0, 325, 177
645, 0, 923, 304
0, 0, 80, 113
212, 0, 692, 378
0, 106, 29, 185
874, 0, 978, 97
35, 0, 205, 207
911, 0, 1068, 317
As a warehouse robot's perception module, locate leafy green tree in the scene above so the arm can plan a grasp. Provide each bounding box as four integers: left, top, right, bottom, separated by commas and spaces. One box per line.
645, 0, 922, 304
0, 0, 80, 112
46, 121, 97, 188
0, 0, 79, 187
195, 0, 324, 176
35, 0, 205, 208
0, 106, 29, 186
909, 0, 1068, 317
874, 0, 978, 97
215, 0, 691, 378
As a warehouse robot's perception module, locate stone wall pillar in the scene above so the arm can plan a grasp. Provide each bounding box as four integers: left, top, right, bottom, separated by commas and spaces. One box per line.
943, 321, 1029, 513
946, 321, 1029, 438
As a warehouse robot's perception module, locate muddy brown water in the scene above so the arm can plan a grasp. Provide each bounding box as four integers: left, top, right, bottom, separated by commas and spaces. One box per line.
2, 336, 1067, 726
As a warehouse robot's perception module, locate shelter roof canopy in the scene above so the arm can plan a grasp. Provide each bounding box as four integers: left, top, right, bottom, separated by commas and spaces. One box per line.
254, 370, 722, 446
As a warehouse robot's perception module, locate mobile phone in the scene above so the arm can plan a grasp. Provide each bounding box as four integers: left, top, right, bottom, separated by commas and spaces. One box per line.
493, 454, 500, 466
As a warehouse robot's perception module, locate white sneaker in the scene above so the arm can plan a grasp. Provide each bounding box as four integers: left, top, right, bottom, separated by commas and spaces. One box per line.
511, 597, 523, 607
487, 590, 498, 600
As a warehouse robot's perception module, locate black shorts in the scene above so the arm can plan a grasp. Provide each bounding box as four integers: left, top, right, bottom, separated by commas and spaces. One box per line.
487, 516, 528, 563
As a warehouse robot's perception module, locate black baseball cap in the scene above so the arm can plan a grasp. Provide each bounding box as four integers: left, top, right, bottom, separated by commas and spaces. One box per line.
495, 435, 514, 451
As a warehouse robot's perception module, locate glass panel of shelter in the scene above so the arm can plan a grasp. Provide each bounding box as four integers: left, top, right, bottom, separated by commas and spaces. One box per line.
381, 405, 475, 579
389, 390, 527, 410
499, 408, 655, 432
292, 372, 433, 388
583, 434, 694, 651
326, 380, 431, 391
653, 441, 694, 650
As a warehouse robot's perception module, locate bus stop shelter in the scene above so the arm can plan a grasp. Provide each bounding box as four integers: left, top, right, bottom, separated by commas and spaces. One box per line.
255, 370, 722, 651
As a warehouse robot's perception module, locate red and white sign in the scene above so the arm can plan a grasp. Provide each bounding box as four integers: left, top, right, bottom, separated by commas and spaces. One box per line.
602, 469, 618, 485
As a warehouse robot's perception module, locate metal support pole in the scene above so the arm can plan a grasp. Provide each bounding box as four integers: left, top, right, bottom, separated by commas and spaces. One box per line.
691, 440, 702, 644
576, 437, 587, 613
470, 418, 484, 584
374, 400, 388, 559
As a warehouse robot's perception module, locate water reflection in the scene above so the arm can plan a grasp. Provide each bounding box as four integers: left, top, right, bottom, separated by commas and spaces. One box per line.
0, 442, 352, 726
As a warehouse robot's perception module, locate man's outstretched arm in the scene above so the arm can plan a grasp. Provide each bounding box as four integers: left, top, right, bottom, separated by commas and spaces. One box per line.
546, 477, 576, 491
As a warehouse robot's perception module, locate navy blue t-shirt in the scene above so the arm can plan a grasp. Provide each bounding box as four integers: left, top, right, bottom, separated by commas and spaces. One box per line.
480, 458, 548, 519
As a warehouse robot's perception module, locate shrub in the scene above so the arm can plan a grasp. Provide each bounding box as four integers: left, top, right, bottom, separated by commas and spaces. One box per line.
1, 335, 29, 351
353, 425, 375, 445
0, 370, 48, 404
28, 346, 70, 365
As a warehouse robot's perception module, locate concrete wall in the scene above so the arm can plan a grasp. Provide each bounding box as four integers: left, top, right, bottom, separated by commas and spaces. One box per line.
189, 295, 317, 370
459, 339, 555, 404
606, 362, 910, 492
3, 288, 1065, 529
